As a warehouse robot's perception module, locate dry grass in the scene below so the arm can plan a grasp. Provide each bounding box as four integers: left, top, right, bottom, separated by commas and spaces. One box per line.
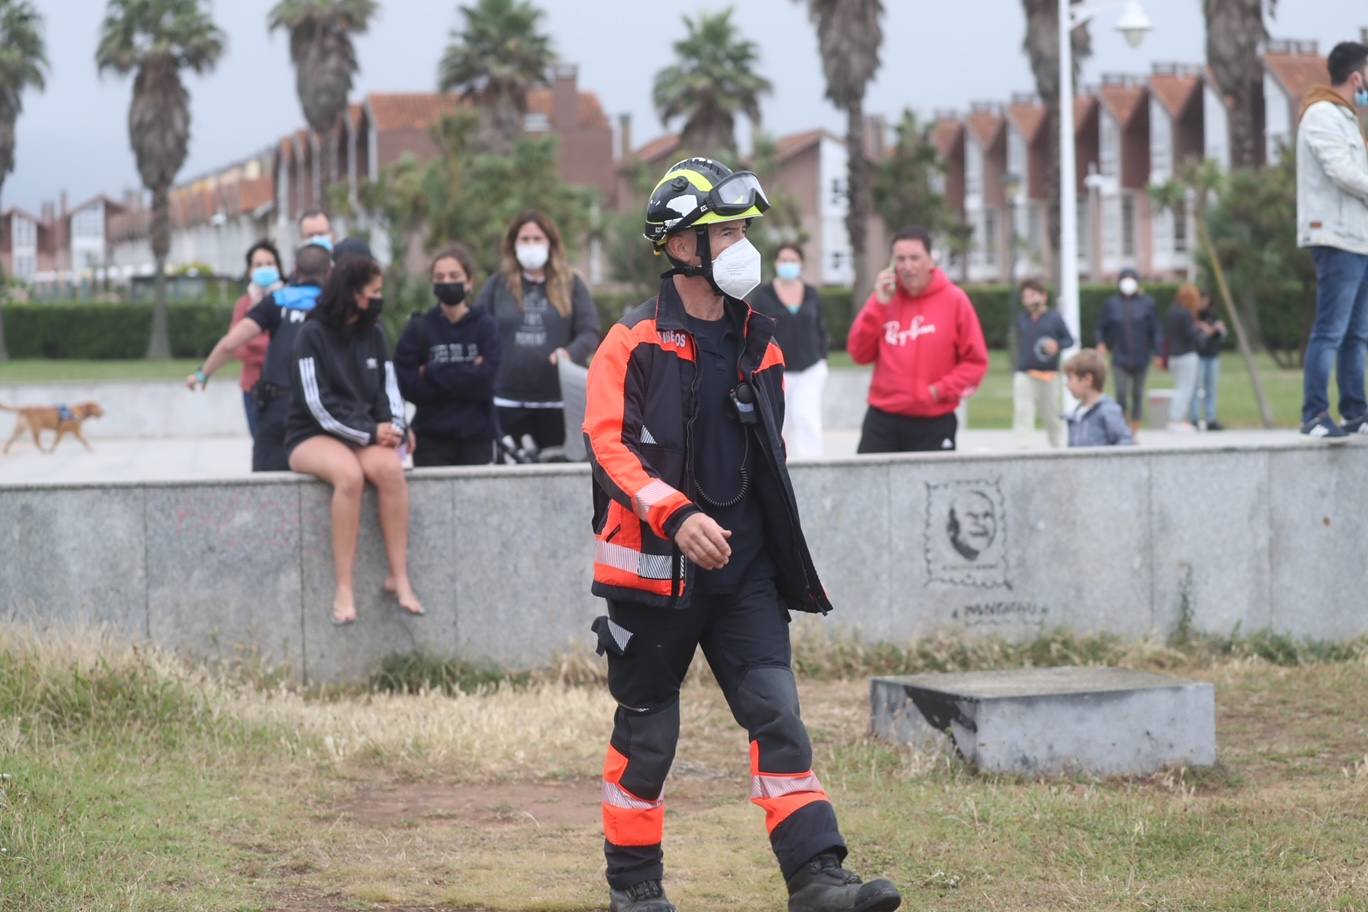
3, 623, 1368, 911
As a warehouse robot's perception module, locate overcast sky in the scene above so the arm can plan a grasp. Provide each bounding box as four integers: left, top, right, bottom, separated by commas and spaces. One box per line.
4, 0, 1351, 212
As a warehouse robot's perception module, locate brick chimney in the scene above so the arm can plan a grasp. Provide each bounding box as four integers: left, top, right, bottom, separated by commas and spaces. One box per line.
618, 113, 633, 162
551, 63, 578, 129
59, 191, 68, 217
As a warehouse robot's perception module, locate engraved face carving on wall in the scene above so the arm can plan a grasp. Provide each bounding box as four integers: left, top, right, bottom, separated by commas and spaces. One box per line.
947, 490, 997, 561
925, 479, 1010, 590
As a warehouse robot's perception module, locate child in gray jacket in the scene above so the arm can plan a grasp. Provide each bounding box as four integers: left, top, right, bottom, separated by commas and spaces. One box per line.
1064, 349, 1134, 447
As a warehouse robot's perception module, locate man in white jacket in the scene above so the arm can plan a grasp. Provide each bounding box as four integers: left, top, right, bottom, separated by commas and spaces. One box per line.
1298, 41, 1368, 439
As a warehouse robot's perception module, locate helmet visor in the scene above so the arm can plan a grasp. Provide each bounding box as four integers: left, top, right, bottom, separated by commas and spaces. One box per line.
709, 171, 770, 216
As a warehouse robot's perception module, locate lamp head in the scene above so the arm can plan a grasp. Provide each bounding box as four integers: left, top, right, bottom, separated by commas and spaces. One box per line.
1116, 1, 1152, 49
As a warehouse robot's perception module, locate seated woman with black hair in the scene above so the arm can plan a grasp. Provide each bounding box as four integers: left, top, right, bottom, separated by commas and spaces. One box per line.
286, 255, 424, 625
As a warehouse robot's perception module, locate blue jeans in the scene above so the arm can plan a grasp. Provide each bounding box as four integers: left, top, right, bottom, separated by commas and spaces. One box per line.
1190, 356, 1220, 423
1303, 246, 1368, 423
243, 390, 260, 439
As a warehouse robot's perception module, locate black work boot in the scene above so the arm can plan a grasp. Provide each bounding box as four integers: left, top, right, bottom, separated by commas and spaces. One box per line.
786, 852, 902, 912
609, 878, 677, 912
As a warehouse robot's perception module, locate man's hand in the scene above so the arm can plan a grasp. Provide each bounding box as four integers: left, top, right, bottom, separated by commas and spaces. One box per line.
1042, 338, 1060, 356
675, 513, 732, 570
376, 423, 404, 448
928, 383, 942, 403
874, 268, 897, 304
548, 347, 570, 365
185, 370, 207, 391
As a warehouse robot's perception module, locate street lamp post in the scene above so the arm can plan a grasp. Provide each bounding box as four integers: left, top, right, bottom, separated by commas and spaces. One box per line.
1056, 0, 1151, 355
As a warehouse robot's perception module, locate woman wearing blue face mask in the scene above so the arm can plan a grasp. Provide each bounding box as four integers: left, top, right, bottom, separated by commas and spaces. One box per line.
748, 243, 829, 459
229, 240, 285, 438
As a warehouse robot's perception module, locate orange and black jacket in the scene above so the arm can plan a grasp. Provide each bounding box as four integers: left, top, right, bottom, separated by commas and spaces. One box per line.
583, 278, 832, 614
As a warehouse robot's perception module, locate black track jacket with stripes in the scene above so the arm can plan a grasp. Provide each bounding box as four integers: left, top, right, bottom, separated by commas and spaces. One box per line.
583, 277, 831, 614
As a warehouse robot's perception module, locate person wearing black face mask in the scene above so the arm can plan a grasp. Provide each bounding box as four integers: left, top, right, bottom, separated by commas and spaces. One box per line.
393, 246, 502, 466
286, 255, 423, 626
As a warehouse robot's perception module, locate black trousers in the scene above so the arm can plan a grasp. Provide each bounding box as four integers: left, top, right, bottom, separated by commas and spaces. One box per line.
856, 405, 958, 453
596, 577, 845, 890
412, 433, 494, 467
496, 406, 566, 450
252, 392, 290, 472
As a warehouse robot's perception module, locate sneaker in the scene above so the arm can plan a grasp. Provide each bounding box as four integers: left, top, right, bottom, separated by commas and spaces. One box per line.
786, 852, 901, 912
1206, 419, 1225, 432
1342, 415, 1368, 436
1166, 421, 1197, 434
1302, 413, 1350, 440
609, 879, 676, 912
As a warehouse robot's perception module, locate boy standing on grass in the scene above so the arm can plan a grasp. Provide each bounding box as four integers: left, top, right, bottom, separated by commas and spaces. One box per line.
1064, 349, 1133, 447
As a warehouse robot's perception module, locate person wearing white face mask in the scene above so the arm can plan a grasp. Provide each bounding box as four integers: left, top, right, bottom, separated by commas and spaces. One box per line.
581, 157, 902, 912
1095, 267, 1160, 439
749, 243, 829, 459
476, 209, 601, 453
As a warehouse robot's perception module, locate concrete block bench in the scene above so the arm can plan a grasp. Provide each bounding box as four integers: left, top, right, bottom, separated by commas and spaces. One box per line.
870, 667, 1215, 777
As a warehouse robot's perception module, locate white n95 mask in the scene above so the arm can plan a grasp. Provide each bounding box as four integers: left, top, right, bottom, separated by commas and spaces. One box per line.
710, 237, 762, 300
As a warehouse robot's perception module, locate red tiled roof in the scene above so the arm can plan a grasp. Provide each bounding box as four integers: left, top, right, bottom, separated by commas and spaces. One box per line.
775, 128, 841, 161
68, 195, 126, 216
966, 110, 1004, 146
525, 87, 610, 128
633, 133, 681, 164
365, 93, 463, 132
1150, 72, 1201, 118
932, 119, 964, 157
1007, 101, 1046, 143
1266, 52, 1327, 105
1098, 82, 1146, 125
238, 176, 275, 213
1, 207, 43, 224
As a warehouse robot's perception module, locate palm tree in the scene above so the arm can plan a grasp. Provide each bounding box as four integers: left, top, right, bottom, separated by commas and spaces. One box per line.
652, 8, 772, 159
268, 0, 376, 200
0, 0, 47, 363
438, 0, 556, 155
802, 0, 882, 305
97, 0, 224, 360
1203, 0, 1276, 170
1020, 0, 1091, 282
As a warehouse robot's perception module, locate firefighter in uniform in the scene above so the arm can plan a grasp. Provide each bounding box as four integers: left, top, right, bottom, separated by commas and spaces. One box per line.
583, 157, 903, 912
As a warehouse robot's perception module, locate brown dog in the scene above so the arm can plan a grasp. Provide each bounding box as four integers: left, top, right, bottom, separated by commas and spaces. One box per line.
1, 401, 105, 454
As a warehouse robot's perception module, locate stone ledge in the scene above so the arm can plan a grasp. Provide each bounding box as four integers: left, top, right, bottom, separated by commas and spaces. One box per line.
871, 667, 1216, 777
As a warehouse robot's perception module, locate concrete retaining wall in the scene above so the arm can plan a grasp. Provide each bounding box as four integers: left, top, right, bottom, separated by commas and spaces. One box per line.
3, 442, 1364, 683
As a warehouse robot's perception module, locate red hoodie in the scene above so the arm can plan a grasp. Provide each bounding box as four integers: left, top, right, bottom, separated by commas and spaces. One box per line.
846, 268, 989, 418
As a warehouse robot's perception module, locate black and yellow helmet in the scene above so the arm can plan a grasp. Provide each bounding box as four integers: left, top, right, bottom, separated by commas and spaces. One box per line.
643, 157, 770, 249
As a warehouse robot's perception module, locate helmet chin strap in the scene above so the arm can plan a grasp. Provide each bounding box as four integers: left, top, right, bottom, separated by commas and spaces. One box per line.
662, 227, 727, 298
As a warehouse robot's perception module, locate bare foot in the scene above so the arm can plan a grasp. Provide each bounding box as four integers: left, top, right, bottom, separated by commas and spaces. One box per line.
332, 585, 357, 625
385, 575, 424, 616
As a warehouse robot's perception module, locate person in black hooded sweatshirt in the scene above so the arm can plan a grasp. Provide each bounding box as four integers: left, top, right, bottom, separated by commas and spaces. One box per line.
286, 254, 424, 626
393, 245, 501, 466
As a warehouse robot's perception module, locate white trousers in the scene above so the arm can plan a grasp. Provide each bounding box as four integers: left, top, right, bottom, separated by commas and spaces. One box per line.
1168, 352, 1201, 424
783, 359, 828, 460
1012, 371, 1065, 448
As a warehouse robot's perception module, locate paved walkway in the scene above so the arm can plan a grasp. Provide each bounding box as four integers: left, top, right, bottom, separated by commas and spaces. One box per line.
0, 426, 1313, 486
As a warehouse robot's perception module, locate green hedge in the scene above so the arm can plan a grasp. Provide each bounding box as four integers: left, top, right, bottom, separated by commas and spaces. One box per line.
593, 283, 1186, 352
1, 302, 235, 359
0, 281, 1280, 360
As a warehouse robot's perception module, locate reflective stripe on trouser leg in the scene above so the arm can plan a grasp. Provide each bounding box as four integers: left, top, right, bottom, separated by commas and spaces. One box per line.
749, 740, 830, 833
732, 665, 847, 878
602, 744, 665, 847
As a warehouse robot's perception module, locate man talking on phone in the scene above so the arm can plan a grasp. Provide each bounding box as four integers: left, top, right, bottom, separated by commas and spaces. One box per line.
847, 225, 989, 452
